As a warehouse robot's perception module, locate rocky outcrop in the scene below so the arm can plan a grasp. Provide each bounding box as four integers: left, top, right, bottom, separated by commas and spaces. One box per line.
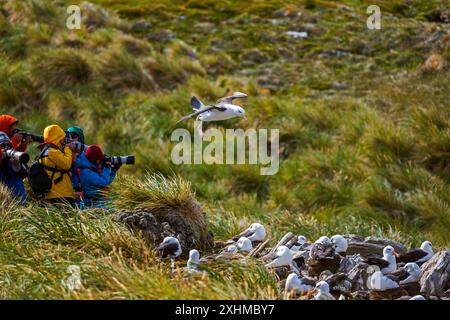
116, 201, 215, 259
346, 236, 407, 258
420, 251, 450, 297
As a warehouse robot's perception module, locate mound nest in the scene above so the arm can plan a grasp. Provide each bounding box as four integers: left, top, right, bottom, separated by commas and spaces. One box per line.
116, 199, 214, 259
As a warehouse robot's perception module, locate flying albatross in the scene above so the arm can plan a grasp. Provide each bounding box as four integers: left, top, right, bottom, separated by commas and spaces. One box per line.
396, 241, 434, 266
157, 236, 182, 273
176, 92, 248, 124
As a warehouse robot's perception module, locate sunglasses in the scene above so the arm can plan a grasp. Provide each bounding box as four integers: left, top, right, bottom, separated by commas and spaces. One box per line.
67, 132, 79, 140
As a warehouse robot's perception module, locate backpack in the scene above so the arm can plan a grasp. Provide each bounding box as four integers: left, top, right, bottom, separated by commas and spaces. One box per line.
28, 144, 70, 199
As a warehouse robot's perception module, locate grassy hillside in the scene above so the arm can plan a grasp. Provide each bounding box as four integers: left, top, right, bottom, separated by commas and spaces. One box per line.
0, 0, 449, 299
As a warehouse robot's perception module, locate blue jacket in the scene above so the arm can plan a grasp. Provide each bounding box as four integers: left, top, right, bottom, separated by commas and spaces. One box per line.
72, 152, 115, 199
0, 159, 26, 204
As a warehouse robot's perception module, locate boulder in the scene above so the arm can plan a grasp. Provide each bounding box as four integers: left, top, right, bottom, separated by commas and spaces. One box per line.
131, 20, 152, 33
147, 30, 176, 43
420, 251, 450, 297
369, 287, 408, 300
363, 237, 408, 254
346, 237, 407, 257
346, 262, 373, 291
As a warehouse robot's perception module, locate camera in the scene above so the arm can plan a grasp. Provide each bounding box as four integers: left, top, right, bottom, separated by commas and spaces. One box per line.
2, 149, 30, 164
67, 141, 88, 153
104, 155, 135, 166
13, 129, 44, 143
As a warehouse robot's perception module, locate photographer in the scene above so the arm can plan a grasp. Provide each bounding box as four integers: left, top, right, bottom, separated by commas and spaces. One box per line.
72, 144, 120, 209
0, 114, 32, 152
38, 124, 79, 207
0, 131, 28, 203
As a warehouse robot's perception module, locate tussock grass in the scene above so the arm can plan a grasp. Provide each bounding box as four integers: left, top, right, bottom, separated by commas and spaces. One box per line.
1, 0, 449, 299
29, 49, 92, 91
112, 173, 193, 211
96, 46, 156, 92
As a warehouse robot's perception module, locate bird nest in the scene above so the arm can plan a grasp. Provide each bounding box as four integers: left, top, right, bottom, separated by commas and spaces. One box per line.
116, 199, 214, 259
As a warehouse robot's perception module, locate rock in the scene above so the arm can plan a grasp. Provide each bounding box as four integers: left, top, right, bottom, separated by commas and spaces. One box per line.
425, 30, 448, 47
401, 282, 421, 296
420, 251, 450, 297
347, 237, 407, 257
346, 242, 384, 258
337, 254, 364, 274
425, 9, 450, 23
272, 266, 292, 281
193, 22, 217, 33
422, 53, 448, 72
256, 76, 283, 92
285, 31, 308, 39
347, 262, 373, 291
277, 48, 294, 59
131, 20, 152, 33
350, 290, 369, 300
344, 235, 365, 243
147, 30, 176, 43
331, 82, 349, 90
272, 8, 301, 19
369, 287, 408, 300
320, 272, 352, 296
239, 49, 270, 65
363, 237, 408, 254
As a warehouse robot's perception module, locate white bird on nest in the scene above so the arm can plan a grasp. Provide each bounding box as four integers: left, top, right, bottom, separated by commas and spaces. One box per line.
236, 237, 253, 253
285, 273, 314, 296
313, 281, 335, 300
266, 245, 293, 268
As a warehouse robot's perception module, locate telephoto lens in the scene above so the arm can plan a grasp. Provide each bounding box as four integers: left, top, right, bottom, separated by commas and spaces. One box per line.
5, 149, 30, 164
106, 155, 135, 166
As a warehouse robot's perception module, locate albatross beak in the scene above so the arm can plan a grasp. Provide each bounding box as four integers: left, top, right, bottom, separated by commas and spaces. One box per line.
242, 115, 248, 122
394, 251, 400, 258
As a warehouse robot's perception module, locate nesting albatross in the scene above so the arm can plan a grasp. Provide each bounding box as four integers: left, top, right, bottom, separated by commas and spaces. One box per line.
396, 241, 434, 266
157, 236, 182, 273
364, 245, 397, 274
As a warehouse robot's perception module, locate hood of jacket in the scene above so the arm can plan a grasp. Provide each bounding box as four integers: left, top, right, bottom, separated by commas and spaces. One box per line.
74, 152, 98, 169
0, 115, 19, 137
43, 125, 66, 147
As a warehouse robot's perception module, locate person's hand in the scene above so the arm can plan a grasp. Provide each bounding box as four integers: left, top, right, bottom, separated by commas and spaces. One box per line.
12, 132, 23, 142
67, 141, 82, 152
111, 163, 122, 173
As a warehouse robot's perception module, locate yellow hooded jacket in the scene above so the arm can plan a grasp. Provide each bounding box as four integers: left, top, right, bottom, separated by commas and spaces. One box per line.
40, 125, 75, 200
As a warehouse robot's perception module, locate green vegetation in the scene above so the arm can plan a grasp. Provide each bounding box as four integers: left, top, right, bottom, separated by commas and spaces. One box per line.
0, 0, 449, 299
